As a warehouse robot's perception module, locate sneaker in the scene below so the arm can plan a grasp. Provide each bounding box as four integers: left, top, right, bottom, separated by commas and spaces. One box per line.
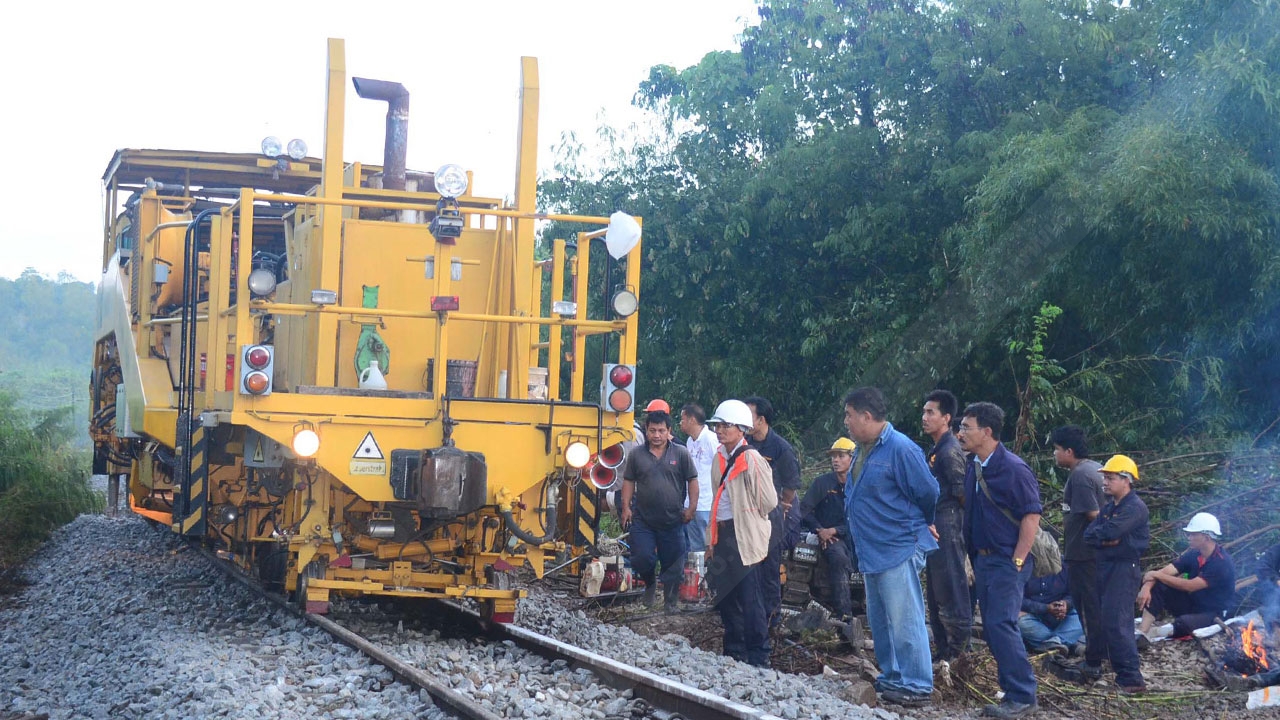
1135, 633, 1151, 652
1069, 641, 1086, 658
1039, 640, 1069, 655
982, 699, 1038, 718
880, 689, 931, 707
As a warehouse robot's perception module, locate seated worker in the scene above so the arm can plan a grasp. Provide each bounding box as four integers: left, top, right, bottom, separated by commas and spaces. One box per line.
1137, 512, 1236, 643
1018, 567, 1083, 655
795, 437, 858, 620
1256, 542, 1280, 630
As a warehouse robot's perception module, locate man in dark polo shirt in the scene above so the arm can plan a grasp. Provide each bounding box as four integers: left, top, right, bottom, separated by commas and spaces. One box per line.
922, 389, 971, 661
1050, 425, 1105, 669
1137, 512, 1236, 641
959, 402, 1041, 719
620, 411, 699, 613
744, 396, 802, 627
796, 437, 858, 620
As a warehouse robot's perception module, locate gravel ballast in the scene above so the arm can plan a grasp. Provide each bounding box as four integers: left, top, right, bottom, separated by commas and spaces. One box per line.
1, 512, 896, 720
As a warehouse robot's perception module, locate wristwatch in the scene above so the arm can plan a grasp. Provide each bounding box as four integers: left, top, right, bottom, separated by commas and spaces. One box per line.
1013, 557, 1025, 570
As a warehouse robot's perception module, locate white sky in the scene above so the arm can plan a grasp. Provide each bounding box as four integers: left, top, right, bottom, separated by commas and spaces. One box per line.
0, 0, 756, 282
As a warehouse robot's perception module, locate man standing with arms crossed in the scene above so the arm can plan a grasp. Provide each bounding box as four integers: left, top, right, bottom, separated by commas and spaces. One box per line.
680, 403, 717, 552
620, 410, 699, 613
1051, 425, 1105, 664
922, 389, 971, 661
844, 387, 939, 707
744, 396, 802, 627
958, 402, 1041, 719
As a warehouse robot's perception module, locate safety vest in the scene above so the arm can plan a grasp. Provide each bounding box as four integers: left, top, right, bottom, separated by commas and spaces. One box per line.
708, 449, 749, 548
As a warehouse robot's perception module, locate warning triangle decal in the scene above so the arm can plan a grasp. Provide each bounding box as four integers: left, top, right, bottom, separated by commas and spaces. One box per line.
353, 432, 384, 460
251, 441, 265, 463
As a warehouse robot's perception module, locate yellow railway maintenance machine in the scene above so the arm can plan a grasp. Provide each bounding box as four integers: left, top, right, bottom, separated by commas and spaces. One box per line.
90, 39, 642, 621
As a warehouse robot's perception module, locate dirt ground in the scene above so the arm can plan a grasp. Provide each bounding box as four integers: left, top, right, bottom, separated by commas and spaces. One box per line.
553, 576, 1280, 719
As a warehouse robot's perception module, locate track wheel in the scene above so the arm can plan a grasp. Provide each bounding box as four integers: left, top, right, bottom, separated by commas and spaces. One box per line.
295, 559, 328, 615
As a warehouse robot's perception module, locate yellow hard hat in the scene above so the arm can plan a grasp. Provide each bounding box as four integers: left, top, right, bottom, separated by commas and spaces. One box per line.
1100, 454, 1140, 481
827, 437, 856, 455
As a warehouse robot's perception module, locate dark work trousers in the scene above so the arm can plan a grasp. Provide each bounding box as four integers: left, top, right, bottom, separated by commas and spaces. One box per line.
629, 515, 687, 601
760, 505, 785, 625
974, 553, 1037, 705
822, 538, 855, 618
1148, 583, 1220, 637
708, 522, 770, 666
1261, 581, 1280, 628
1068, 558, 1104, 667
1097, 558, 1144, 687
926, 503, 971, 659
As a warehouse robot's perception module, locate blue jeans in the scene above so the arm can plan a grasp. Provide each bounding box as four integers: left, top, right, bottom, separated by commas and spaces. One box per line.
926, 503, 972, 659
630, 515, 686, 598
1018, 609, 1083, 650
864, 548, 933, 695
974, 553, 1037, 705
684, 510, 710, 553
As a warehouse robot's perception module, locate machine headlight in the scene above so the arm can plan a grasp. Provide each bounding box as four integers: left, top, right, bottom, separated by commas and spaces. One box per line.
292, 429, 320, 458
287, 138, 308, 161
248, 267, 278, 298
610, 288, 638, 318
434, 163, 469, 198
565, 441, 591, 469
261, 136, 283, 158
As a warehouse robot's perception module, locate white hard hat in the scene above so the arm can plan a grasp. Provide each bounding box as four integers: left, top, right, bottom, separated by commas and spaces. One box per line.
1182, 512, 1222, 537
709, 399, 753, 429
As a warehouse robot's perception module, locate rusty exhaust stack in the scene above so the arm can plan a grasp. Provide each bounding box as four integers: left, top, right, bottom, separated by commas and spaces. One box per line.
352, 77, 409, 191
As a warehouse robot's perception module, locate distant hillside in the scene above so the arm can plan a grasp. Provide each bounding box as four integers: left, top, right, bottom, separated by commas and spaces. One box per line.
0, 270, 95, 442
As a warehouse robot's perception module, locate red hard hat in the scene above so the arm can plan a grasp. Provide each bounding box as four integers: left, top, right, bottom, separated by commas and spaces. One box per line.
644, 399, 670, 413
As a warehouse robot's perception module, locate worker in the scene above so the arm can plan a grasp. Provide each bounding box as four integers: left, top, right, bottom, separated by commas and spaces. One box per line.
845, 387, 938, 707
1018, 567, 1083, 654
921, 389, 971, 660
1255, 543, 1280, 631
795, 437, 858, 620
959, 401, 1040, 718
1137, 512, 1236, 644
704, 399, 778, 667
1082, 454, 1149, 694
679, 403, 717, 552
743, 396, 802, 627
1050, 425, 1106, 675
619, 410, 698, 613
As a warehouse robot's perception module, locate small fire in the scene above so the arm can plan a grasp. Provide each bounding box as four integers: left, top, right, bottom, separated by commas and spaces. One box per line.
1243, 619, 1270, 672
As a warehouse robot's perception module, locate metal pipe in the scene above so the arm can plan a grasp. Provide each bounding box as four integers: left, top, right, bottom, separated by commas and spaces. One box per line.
251, 191, 612, 225
352, 77, 409, 191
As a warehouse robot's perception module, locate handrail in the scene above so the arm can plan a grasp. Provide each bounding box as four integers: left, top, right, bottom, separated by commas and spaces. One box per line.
251, 191, 610, 225
242, 300, 625, 330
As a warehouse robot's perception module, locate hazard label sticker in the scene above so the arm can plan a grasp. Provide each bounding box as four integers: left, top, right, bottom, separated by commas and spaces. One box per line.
352, 432, 384, 460
349, 432, 387, 475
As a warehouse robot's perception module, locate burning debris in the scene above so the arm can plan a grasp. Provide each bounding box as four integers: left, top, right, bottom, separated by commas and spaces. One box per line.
1206, 618, 1280, 692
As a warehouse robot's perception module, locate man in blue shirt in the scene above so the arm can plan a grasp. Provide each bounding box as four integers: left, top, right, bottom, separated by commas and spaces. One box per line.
843, 387, 939, 707
959, 402, 1042, 719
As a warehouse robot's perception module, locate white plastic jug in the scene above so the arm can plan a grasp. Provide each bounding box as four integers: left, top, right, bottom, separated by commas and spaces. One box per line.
359, 360, 388, 390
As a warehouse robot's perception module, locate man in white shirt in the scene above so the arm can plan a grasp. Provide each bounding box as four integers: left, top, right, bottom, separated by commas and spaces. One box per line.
680, 403, 717, 552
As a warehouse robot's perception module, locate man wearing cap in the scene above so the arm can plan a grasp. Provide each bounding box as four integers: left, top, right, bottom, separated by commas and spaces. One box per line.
1083, 454, 1149, 693
744, 396, 802, 627
795, 438, 858, 620
1137, 511, 1236, 643
705, 399, 778, 667
680, 403, 717, 552
845, 387, 939, 707
958, 401, 1040, 718
922, 389, 971, 661
620, 410, 699, 613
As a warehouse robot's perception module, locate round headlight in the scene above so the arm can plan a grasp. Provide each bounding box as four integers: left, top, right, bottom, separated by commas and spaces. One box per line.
287, 138, 308, 161
434, 164, 469, 198
261, 136, 283, 158
292, 429, 320, 458
248, 267, 277, 298
610, 289, 639, 318
565, 441, 591, 469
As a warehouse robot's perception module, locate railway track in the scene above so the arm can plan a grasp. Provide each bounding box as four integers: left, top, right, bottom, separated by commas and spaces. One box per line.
198, 544, 782, 720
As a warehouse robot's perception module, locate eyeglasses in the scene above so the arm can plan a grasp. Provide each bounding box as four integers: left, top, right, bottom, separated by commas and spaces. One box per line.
957, 424, 978, 434
709, 422, 737, 432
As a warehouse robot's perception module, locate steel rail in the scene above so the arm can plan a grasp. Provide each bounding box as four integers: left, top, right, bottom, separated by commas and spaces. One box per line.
194, 542, 780, 720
